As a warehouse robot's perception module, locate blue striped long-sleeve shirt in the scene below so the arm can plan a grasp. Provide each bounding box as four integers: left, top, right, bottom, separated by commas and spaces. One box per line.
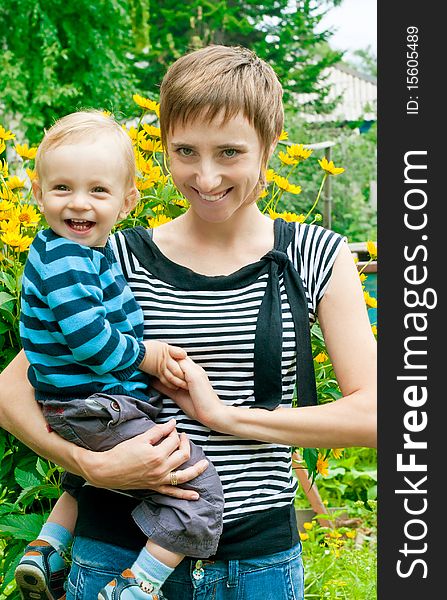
20, 229, 148, 402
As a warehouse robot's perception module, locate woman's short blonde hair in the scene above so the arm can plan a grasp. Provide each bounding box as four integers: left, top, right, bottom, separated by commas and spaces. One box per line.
35, 110, 136, 187
159, 45, 284, 177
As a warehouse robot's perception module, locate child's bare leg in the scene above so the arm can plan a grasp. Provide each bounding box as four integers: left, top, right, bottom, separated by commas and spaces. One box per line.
130, 539, 183, 594
46, 491, 78, 533
35, 491, 77, 554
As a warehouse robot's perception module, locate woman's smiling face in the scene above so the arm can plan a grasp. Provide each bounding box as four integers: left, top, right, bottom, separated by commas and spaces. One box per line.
167, 112, 265, 224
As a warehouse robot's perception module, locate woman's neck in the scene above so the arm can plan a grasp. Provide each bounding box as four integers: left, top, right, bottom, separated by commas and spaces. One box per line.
152, 204, 275, 276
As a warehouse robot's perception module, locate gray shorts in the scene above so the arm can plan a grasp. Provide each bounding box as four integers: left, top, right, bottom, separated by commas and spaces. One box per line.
42, 393, 224, 558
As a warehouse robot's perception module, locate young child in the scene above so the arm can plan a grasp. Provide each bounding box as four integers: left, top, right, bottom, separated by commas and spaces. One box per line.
14, 110, 224, 600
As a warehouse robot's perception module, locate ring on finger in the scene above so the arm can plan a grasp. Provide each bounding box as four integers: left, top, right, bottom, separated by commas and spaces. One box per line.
170, 471, 179, 486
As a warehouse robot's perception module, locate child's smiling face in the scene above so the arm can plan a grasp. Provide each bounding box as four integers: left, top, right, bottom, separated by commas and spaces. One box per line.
34, 137, 136, 247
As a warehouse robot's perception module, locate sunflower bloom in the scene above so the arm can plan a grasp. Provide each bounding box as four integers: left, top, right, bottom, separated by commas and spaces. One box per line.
314, 351, 328, 363
299, 532, 309, 541
316, 454, 329, 476
1, 230, 34, 252
278, 151, 297, 166
331, 448, 344, 459
17, 204, 41, 227
0, 200, 13, 212
287, 144, 313, 161
0, 140, 5, 155
0, 218, 20, 233
148, 214, 172, 228
273, 175, 290, 191
363, 291, 377, 308
371, 324, 377, 335
287, 184, 302, 195
318, 157, 345, 176
125, 126, 138, 143
0, 125, 15, 141
258, 189, 268, 199
359, 272, 367, 283
267, 209, 305, 223
303, 521, 314, 531
1, 159, 8, 178
279, 130, 288, 141
138, 136, 163, 153
26, 168, 37, 182
142, 124, 161, 138
133, 94, 160, 116
15, 144, 38, 160
265, 169, 276, 183
6, 176, 26, 190
366, 240, 377, 260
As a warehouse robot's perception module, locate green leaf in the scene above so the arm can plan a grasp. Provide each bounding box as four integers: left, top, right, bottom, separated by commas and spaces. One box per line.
14, 467, 41, 490
0, 291, 15, 312
0, 512, 44, 540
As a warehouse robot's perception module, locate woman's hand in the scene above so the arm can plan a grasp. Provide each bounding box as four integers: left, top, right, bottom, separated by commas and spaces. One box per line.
83, 418, 209, 499
0, 351, 209, 500
152, 357, 232, 431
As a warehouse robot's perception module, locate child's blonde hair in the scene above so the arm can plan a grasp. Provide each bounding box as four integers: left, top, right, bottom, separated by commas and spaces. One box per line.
35, 110, 136, 187
159, 45, 284, 186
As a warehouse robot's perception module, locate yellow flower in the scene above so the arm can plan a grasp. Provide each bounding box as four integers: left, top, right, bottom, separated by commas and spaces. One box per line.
17, 204, 41, 227
0, 199, 13, 212
138, 136, 163, 153
314, 351, 328, 363
6, 176, 26, 190
273, 175, 290, 191
366, 240, 377, 260
133, 94, 160, 116
287, 184, 302, 195
0, 140, 6, 155
0, 185, 17, 201
331, 448, 344, 459
26, 168, 37, 182
0, 125, 15, 141
142, 124, 161, 138
125, 126, 138, 143
278, 151, 298, 166
299, 532, 309, 541
1, 159, 8, 177
0, 218, 20, 233
371, 324, 377, 336
359, 272, 367, 283
147, 214, 172, 228
316, 454, 329, 476
267, 209, 305, 223
265, 169, 276, 184
287, 144, 313, 161
363, 291, 377, 308
14, 143, 38, 160
0, 230, 33, 252
345, 530, 356, 539
318, 156, 345, 176
102, 110, 112, 117
303, 521, 314, 531
279, 130, 288, 141
258, 189, 268, 199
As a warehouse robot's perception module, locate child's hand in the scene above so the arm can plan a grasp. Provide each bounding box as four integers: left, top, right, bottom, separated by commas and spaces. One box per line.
140, 340, 188, 390
153, 357, 229, 429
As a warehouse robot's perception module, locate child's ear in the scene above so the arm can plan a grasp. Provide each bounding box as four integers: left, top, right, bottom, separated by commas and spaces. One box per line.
119, 186, 139, 220
32, 180, 44, 212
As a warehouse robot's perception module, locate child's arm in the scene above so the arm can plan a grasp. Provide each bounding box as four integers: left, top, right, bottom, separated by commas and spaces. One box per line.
139, 340, 188, 390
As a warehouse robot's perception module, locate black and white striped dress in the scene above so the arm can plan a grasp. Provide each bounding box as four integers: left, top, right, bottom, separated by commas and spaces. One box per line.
75, 220, 345, 557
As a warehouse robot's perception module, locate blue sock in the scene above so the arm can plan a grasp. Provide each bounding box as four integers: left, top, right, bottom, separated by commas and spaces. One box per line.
131, 547, 174, 593
38, 522, 73, 556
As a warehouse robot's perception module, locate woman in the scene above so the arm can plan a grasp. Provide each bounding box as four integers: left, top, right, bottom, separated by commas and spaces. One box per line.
0, 45, 376, 599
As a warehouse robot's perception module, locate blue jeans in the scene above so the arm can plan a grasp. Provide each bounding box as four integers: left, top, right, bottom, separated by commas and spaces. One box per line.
66, 537, 304, 600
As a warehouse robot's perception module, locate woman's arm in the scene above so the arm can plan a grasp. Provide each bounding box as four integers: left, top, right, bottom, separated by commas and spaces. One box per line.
157, 244, 377, 449
0, 351, 209, 497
